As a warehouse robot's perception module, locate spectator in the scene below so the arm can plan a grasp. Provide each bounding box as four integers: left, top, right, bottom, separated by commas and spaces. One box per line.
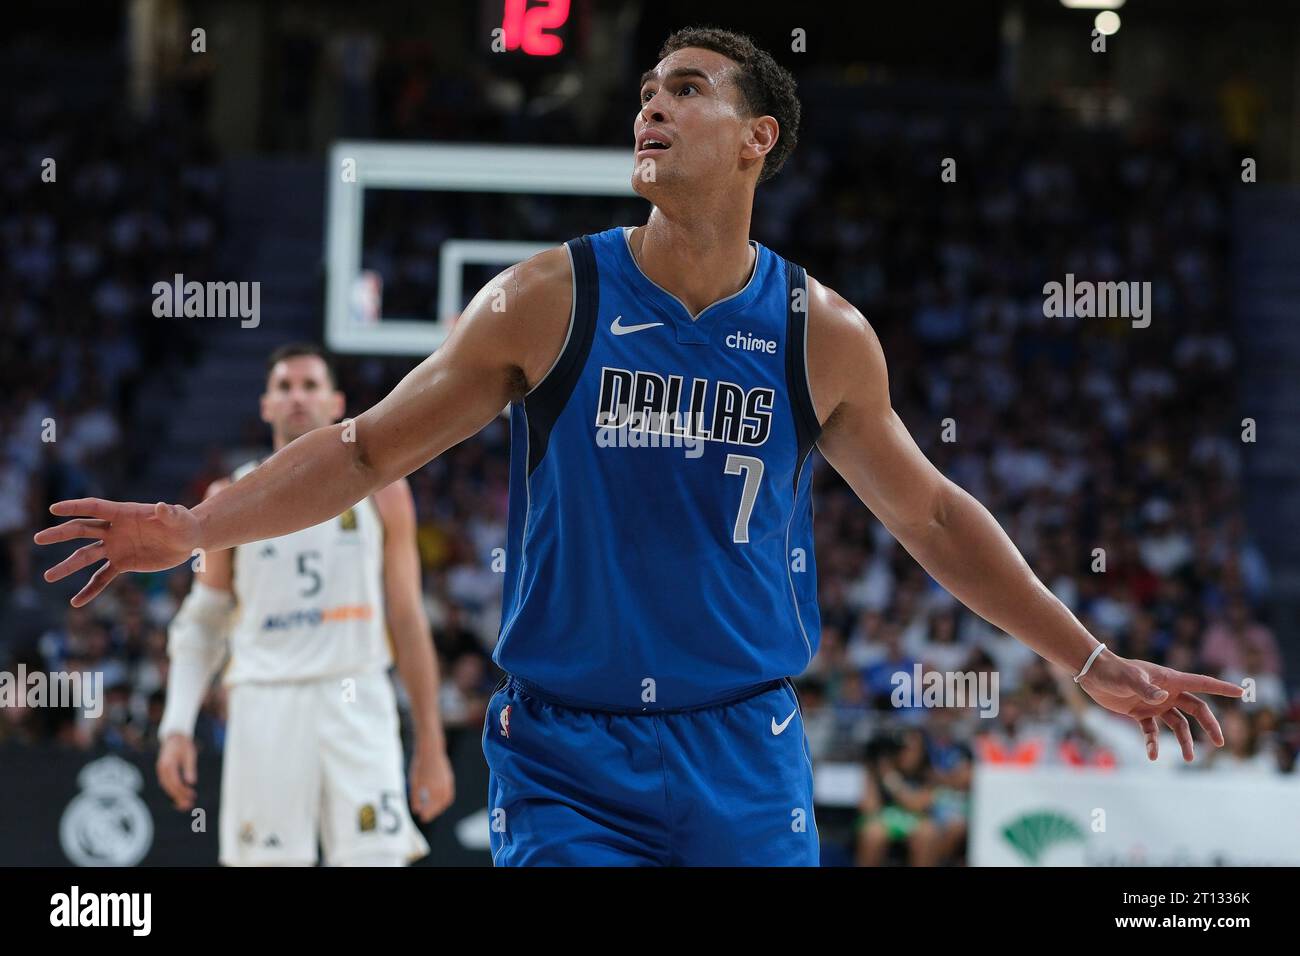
856, 729, 943, 866
1201, 596, 1283, 677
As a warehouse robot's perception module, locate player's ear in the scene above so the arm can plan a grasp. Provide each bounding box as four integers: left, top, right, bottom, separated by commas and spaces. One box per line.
258, 391, 272, 425
330, 391, 346, 421
739, 115, 778, 179
741, 115, 778, 164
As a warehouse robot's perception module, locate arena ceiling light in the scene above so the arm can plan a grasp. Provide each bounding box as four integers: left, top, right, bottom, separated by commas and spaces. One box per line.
1059, 0, 1125, 8
1095, 10, 1122, 34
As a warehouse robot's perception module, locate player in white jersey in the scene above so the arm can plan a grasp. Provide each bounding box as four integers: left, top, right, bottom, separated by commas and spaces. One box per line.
154, 344, 454, 866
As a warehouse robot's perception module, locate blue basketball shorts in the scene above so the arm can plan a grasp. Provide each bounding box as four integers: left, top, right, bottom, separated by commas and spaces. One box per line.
482, 676, 820, 866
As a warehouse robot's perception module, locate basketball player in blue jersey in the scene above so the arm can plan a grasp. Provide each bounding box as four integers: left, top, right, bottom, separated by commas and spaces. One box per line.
38, 27, 1243, 866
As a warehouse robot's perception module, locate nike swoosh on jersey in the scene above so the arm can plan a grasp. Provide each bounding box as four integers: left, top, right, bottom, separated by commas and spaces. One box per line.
610, 315, 664, 335
771, 709, 797, 735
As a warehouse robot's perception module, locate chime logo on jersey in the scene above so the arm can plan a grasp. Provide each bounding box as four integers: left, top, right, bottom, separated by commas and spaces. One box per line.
594, 366, 775, 446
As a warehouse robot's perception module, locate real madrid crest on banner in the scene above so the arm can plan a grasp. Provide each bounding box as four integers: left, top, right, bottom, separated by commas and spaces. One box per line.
59, 755, 155, 866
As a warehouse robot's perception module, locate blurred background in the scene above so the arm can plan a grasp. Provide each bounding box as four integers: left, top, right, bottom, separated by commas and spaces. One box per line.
2, 0, 1300, 866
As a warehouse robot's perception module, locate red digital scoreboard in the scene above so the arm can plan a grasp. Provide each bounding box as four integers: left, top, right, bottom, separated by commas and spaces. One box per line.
485, 0, 584, 60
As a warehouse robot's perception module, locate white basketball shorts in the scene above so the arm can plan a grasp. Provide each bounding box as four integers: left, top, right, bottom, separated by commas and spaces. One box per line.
219, 669, 430, 866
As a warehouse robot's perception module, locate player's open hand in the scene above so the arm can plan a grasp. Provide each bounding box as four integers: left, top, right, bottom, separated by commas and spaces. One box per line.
409, 740, 455, 823
156, 733, 200, 811
35, 498, 201, 607
1077, 650, 1244, 762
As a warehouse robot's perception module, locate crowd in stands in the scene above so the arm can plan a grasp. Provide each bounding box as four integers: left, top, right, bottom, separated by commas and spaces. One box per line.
2, 33, 1294, 868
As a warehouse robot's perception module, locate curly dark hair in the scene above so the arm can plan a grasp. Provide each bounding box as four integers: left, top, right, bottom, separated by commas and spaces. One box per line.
657, 26, 800, 184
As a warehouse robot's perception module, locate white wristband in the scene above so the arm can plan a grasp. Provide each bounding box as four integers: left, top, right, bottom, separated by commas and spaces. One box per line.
1073, 642, 1106, 683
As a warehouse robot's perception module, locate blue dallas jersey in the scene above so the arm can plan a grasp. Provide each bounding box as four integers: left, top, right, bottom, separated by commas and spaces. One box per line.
493, 226, 821, 711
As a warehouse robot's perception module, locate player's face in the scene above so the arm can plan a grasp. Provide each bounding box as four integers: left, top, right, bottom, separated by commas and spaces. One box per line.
260, 356, 345, 444
632, 47, 765, 197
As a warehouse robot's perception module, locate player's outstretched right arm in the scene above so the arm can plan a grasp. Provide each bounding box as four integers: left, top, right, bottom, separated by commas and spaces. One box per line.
35, 247, 573, 607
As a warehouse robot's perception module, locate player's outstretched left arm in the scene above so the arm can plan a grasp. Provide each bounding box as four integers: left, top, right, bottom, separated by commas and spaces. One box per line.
805, 276, 1242, 762
372, 477, 454, 823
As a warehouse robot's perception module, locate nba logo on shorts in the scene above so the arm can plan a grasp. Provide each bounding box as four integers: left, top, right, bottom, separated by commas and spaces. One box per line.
499, 704, 512, 739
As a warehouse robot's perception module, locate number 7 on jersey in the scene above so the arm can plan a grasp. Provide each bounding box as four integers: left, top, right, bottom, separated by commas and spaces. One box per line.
724, 453, 764, 544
